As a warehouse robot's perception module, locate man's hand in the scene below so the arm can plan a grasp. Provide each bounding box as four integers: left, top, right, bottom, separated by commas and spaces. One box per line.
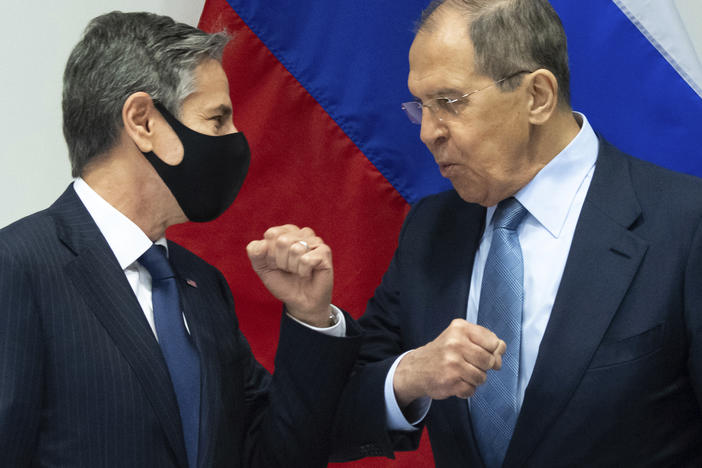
247, 225, 333, 328
393, 319, 506, 408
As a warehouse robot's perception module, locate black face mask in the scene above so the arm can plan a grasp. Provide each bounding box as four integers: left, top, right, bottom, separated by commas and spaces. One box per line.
142, 101, 250, 222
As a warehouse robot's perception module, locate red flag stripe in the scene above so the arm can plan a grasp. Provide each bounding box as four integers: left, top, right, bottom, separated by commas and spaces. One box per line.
169, 1, 433, 466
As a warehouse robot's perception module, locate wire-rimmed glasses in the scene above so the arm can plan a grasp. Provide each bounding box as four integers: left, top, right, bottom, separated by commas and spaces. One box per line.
401, 70, 533, 125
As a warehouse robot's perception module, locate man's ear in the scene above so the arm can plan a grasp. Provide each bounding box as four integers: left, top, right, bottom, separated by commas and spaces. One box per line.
122, 92, 157, 153
525, 69, 559, 125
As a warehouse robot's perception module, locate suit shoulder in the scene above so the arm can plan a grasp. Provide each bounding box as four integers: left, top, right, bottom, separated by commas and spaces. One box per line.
620, 151, 702, 217
398, 189, 484, 249
624, 151, 702, 195
0, 209, 57, 260
597, 139, 701, 194
406, 189, 482, 226
598, 142, 702, 231
412, 189, 469, 209
410, 189, 480, 215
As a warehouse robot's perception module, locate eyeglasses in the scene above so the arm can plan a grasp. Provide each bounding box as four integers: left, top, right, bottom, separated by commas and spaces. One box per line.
401, 70, 533, 125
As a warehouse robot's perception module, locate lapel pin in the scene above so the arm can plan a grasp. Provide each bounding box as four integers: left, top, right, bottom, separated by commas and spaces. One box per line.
186, 279, 198, 288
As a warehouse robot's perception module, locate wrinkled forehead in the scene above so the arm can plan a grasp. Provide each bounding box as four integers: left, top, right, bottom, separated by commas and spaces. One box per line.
408, 15, 478, 97
189, 59, 231, 101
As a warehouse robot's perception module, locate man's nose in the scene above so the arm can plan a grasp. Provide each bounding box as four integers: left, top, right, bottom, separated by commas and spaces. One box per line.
419, 110, 447, 147
225, 118, 238, 134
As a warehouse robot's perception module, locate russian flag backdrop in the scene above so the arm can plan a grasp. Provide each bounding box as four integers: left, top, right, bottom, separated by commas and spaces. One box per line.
167, 1, 702, 466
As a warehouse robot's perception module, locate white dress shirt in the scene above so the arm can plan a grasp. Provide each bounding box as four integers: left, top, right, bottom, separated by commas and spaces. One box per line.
386, 113, 599, 430
73, 177, 345, 339
74, 177, 167, 337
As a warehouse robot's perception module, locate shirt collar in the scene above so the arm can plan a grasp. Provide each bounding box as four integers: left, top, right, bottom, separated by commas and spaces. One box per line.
73, 177, 168, 269
485, 112, 599, 237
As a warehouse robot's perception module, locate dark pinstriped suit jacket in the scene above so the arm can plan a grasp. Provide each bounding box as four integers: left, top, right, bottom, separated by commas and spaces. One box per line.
0, 184, 361, 468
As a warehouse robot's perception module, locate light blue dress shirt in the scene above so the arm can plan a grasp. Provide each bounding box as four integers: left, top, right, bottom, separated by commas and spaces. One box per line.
386, 113, 600, 430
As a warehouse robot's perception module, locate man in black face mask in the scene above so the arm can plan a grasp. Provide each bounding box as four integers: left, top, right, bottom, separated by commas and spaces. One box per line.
0, 11, 361, 468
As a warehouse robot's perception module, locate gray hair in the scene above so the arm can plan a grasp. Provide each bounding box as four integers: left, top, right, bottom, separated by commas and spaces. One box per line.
416, 0, 571, 107
62, 11, 230, 177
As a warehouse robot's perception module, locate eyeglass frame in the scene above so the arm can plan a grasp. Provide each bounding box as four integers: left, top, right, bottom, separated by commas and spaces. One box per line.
401, 70, 534, 125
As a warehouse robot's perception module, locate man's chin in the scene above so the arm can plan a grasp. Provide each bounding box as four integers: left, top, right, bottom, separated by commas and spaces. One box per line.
454, 186, 502, 208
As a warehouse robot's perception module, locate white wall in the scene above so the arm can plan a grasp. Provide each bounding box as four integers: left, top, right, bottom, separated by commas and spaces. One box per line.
0, 0, 205, 227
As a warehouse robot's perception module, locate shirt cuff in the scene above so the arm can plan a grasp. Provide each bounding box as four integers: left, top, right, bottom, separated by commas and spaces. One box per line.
384, 351, 431, 431
286, 305, 346, 337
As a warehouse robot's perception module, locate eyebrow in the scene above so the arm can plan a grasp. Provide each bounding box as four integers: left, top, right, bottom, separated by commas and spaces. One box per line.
430, 88, 468, 98
412, 88, 467, 102
208, 104, 233, 118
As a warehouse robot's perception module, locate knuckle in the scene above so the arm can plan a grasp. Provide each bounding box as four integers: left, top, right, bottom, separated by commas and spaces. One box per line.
440, 355, 458, 373
275, 234, 292, 248
444, 337, 458, 350
319, 245, 332, 259
442, 355, 459, 372
449, 318, 465, 329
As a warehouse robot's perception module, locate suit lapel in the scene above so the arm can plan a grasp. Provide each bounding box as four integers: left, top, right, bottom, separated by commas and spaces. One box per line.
504, 140, 649, 467
421, 194, 486, 462
54, 186, 189, 468
424, 195, 485, 342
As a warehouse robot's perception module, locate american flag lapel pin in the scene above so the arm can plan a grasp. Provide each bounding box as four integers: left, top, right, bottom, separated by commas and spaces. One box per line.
186, 279, 198, 288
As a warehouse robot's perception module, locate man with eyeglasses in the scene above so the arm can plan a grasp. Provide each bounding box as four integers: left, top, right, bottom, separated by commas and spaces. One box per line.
331, 0, 702, 466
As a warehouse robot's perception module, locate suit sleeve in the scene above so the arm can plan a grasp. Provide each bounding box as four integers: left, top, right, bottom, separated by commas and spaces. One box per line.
685, 216, 702, 406
0, 247, 43, 466
213, 272, 363, 468
330, 199, 429, 462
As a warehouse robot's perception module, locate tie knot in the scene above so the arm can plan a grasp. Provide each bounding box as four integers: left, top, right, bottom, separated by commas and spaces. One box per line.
493, 197, 528, 231
138, 244, 175, 280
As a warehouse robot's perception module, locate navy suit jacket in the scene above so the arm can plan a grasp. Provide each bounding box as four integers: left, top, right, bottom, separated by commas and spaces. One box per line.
0, 185, 361, 468
332, 139, 702, 467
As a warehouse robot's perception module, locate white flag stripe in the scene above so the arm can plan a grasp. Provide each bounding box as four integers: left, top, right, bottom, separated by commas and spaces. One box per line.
615, 0, 702, 99
675, 0, 702, 64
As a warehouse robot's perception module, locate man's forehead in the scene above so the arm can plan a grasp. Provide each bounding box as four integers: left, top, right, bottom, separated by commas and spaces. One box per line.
408, 28, 478, 97
185, 59, 232, 109
411, 15, 473, 56
416, 4, 472, 43
182, 97, 232, 117
192, 59, 230, 90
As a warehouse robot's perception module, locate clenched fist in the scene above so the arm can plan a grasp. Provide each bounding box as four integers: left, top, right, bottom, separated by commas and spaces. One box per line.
247, 224, 333, 327
393, 319, 506, 407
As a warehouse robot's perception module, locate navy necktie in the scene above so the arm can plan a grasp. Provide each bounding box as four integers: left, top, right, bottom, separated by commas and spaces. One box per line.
139, 245, 200, 468
471, 197, 528, 468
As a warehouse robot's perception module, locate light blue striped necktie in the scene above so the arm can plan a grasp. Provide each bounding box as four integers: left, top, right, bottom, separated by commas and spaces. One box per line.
471, 197, 528, 468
